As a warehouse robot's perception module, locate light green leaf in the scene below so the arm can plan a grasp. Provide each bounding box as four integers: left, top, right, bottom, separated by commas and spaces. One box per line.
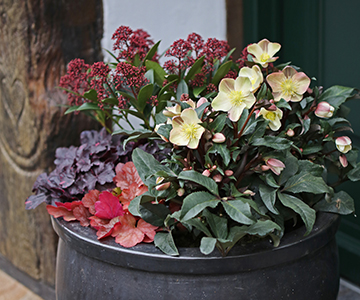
154, 232, 179, 256
179, 191, 220, 221
137, 84, 154, 112
145, 60, 166, 86
277, 192, 316, 235
176, 79, 189, 100
143, 40, 160, 62
178, 170, 219, 195
83, 89, 98, 101
200, 237, 217, 255
222, 200, 255, 225
245, 220, 282, 236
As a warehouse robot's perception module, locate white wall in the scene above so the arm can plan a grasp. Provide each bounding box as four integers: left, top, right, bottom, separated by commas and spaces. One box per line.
102, 0, 227, 61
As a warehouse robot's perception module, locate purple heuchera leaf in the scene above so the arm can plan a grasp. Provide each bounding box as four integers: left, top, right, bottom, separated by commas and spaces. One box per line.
95, 162, 115, 185
54, 146, 77, 170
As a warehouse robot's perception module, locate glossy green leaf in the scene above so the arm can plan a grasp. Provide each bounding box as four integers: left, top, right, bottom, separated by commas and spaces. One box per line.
211, 61, 233, 86
83, 89, 98, 101
318, 85, 355, 109
185, 56, 205, 82
179, 191, 220, 221
176, 79, 189, 100
277, 192, 316, 235
259, 184, 279, 215
154, 232, 179, 256
222, 200, 255, 225
143, 40, 161, 62
145, 60, 166, 86
203, 209, 228, 240
138, 84, 154, 112
64, 105, 80, 114
279, 154, 299, 185
209, 113, 227, 132
283, 172, 331, 194
139, 202, 171, 227
245, 220, 282, 236
178, 170, 219, 195
252, 136, 293, 150
314, 191, 355, 215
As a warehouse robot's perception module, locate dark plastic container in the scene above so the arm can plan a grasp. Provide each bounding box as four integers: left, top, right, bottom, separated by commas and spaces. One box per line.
52, 212, 340, 300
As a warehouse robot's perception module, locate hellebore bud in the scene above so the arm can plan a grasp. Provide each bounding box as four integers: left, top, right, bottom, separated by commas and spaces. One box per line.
212, 133, 226, 143
335, 136, 352, 154
315, 101, 334, 118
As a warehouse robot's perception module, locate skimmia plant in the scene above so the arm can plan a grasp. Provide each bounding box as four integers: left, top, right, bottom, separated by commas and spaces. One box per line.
27, 26, 360, 256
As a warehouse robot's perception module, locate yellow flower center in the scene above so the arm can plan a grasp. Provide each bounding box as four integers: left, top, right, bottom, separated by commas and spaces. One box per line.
182, 123, 199, 140
281, 78, 296, 96
265, 111, 277, 121
260, 53, 270, 62
229, 90, 245, 106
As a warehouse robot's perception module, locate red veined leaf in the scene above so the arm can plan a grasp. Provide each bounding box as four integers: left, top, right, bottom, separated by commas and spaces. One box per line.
113, 162, 144, 189
56, 200, 83, 210
89, 216, 121, 239
82, 190, 100, 215
73, 205, 91, 227
119, 183, 148, 210
111, 213, 145, 248
137, 219, 158, 242
46, 205, 76, 221
94, 191, 125, 219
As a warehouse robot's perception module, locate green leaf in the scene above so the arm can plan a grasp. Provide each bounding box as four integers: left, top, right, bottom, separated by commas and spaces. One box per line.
314, 191, 355, 215
102, 97, 118, 105
277, 192, 316, 235
208, 143, 231, 166
276, 99, 292, 110
176, 79, 189, 100
301, 145, 323, 156
297, 160, 324, 177
156, 124, 172, 140
143, 40, 160, 62
318, 85, 355, 109
179, 191, 220, 221
195, 102, 210, 119
193, 86, 206, 97
145, 60, 166, 86
76, 102, 100, 111
245, 220, 282, 236
347, 162, 360, 181
128, 193, 154, 217
282, 172, 331, 194
144, 69, 155, 84
159, 78, 177, 97
83, 89, 98, 101
184, 218, 213, 237
252, 136, 293, 150
202, 209, 228, 240
132, 148, 176, 185
222, 200, 255, 225
209, 113, 227, 132
200, 237, 217, 255
178, 170, 219, 195
112, 128, 152, 136
211, 61, 233, 86
259, 184, 279, 215
279, 154, 299, 185
64, 105, 80, 114
137, 84, 154, 112
154, 232, 179, 256
185, 56, 205, 82
139, 202, 171, 227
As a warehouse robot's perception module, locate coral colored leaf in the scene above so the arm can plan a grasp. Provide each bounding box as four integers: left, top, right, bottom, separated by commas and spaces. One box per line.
112, 214, 145, 248
46, 205, 76, 221
56, 201, 83, 210
94, 191, 125, 219
119, 183, 148, 210
82, 190, 100, 215
89, 216, 121, 239
113, 162, 144, 189
73, 205, 91, 227
137, 219, 158, 241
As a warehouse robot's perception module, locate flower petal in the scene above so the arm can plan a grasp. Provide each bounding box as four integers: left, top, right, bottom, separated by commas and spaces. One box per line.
218, 78, 235, 94
211, 92, 233, 112
228, 104, 246, 122
293, 72, 311, 94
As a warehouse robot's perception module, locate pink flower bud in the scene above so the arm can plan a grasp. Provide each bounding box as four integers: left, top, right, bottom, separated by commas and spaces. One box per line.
213, 174, 223, 182
156, 182, 171, 191
335, 136, 352, 154
225, 170, 234, 176
265, 158, 285, 175
243, 190, 255, 196
339, 155, 348, 168
261, 165, 270, 171
212, 133, 226, 143
197, 97, 209, 108
315, 101, 334, 118
202, 169, 211, 177
177, 188, 185, 197
286, 128, 295, 137
267, 104, 278, 111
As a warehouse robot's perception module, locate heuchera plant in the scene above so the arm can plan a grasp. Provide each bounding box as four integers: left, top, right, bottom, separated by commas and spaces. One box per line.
27, 26, 360, 256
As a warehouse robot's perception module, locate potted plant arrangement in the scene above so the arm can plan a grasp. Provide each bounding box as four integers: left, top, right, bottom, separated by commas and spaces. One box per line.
26, 25, 359, 299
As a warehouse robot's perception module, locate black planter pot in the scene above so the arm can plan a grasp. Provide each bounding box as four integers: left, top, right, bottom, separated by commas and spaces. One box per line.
52, 212, 340, 300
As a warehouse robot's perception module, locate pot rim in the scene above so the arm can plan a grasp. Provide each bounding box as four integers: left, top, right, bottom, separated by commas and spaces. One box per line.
52, 212, 340, 275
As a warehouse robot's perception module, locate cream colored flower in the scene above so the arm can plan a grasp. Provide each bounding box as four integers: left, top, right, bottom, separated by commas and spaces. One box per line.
238, 65, 264, 92
266, 66, 310, 102
259, 107, 283, 131
163, 104, 181, 118
335, 136, 352, 154
169, 108, 205, 149
211, 77, 256, 122
247, 39, 281, 68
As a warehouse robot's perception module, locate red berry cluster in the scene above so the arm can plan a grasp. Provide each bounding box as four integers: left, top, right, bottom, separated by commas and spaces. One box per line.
88, 62, 111, 106
59, 58, 90, 106
113, 62, 148, 91
112, 26, 155, 62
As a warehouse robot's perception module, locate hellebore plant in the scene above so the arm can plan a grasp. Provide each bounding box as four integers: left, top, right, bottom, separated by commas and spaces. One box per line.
27, 26, 360, 256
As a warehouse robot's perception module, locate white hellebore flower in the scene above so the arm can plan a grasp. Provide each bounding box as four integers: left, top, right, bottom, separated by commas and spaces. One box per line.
169, 108, 205, 149
335, 136, 352, 154
247, 39, 281, 68
259, 107, 283, 131
211, 77, 256, 122
238, 65, 264, 92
